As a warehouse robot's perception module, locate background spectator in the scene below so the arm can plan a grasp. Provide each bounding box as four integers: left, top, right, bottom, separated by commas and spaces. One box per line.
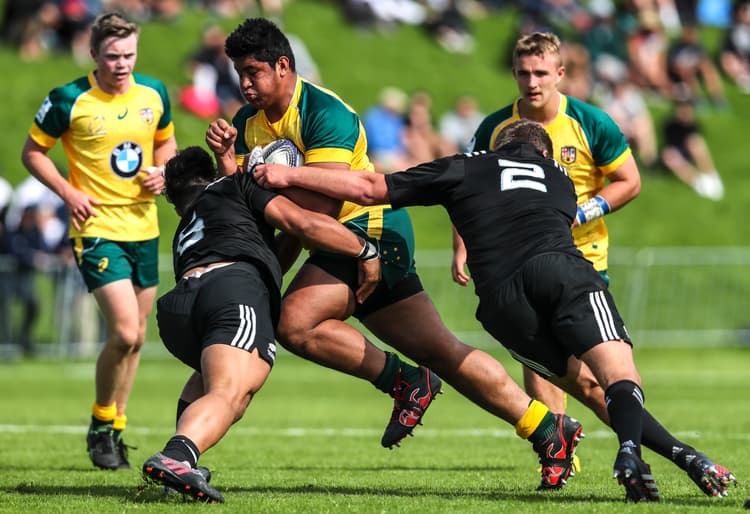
0, 176, 13, 350
667, 21, 728, 108
362, 86, 411, 173
593, 55, 659, 170
660, 96, 724, 200
179, 24, 244, 119
627, 7, 674, 98
402, 91, 457, 165
439, 94, 484, 152
719, 0, 750, 93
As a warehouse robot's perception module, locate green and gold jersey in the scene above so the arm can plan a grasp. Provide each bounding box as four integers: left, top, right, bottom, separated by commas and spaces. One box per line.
470, 94, 631, 270
233, 76, 387, 230
29, 71, 174, 241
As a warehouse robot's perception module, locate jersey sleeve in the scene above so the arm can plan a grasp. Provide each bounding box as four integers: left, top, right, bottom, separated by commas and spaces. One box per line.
28, 83, 80, 147
385, 156, 462, 208
300, 96, 359, 164
236, 172, 279, 214
575, 102, 631, 174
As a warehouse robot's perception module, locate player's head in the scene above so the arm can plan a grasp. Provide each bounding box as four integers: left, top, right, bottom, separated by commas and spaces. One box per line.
512, 32, 562, 68
511, 32, 565, 110
492, 119, 553, 158
164, 146, 218, 214
225, 18, 296, 72
90, 12, 138, 54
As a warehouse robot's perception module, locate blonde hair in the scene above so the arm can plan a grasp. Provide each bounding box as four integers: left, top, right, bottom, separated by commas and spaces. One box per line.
90, 12, 138, 53
512, 32, 562, 68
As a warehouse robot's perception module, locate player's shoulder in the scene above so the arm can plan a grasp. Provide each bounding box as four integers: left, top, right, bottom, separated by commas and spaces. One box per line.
478, 104, 514, 130
132, 72, 169, 96
232, 103, 260, 126
48, 75, 91, 104
299, 80, 348, 109
563, 95, 615, 126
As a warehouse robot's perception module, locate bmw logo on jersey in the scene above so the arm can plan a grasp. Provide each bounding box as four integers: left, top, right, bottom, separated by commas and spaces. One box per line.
110, 142, 143, 178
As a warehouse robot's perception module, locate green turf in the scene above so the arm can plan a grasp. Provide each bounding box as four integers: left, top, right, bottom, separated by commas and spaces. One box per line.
0, 346, 747, 512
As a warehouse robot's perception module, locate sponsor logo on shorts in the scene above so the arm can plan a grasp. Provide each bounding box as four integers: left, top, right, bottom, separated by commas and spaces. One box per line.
97, 257, 109, 273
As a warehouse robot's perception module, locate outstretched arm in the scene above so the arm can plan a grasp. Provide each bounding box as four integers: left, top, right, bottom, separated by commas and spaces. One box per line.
264, 194, 381, 303
254, 163, 390, 206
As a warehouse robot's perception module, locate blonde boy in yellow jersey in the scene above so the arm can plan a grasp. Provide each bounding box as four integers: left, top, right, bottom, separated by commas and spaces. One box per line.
452, 32, 641, 479
21, 12, 176, 470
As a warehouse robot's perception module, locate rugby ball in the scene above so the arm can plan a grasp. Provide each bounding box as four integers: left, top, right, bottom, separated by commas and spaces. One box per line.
243, 139, 304, 173
262, 139, 304, 167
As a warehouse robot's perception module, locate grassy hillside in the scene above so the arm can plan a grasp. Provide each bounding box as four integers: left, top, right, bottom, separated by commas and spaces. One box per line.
1, 0, 749, 252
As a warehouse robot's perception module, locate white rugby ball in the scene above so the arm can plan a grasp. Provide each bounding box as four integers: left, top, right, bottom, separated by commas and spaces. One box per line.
262, 139, 304, 167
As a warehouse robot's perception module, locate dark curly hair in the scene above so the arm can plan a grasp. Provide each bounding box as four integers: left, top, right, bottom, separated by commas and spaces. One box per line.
225, 17, 296, 71
164, 146, 217, 213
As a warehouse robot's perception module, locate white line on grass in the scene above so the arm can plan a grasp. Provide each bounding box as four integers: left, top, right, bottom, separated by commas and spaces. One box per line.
0, 424, 746, 440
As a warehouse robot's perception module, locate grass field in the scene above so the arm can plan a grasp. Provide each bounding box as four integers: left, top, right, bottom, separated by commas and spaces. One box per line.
0, 346, 747, 512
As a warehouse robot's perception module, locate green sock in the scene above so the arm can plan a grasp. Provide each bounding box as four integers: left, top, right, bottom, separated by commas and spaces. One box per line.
372, 352, 422, 395
372, 352, 401, 394
527, 411, 556, 444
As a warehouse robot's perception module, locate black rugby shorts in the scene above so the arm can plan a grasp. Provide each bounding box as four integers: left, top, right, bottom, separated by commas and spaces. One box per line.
156, 262, 279, 372
477, 252, 631, 378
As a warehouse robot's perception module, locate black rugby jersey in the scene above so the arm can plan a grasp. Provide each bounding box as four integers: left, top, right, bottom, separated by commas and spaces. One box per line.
171, 173, 282, 291
386, 143, 582, 298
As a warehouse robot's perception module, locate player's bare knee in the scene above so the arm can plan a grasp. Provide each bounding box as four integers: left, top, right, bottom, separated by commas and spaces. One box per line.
106, 325, 141, 353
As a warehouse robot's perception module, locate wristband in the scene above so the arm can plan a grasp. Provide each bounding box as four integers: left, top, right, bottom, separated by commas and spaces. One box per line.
357, 240, 380, 261
576, 195, 610, 225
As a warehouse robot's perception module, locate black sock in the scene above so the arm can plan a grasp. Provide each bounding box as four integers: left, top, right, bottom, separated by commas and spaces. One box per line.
641, 408, 696, 468
605, 380, 645, 457
176, 398, 191, 427
162, 435, 200, 468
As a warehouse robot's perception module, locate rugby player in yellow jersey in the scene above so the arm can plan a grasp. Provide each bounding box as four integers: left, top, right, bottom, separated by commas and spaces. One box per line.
21, 12, 176, 470
200, 18, 584, 491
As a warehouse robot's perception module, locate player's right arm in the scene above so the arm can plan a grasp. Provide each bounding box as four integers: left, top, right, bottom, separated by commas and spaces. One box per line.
254, 163, 389, 206
205, 118, 239, 176
263, 193, 381, 303
20, 136, 99, 231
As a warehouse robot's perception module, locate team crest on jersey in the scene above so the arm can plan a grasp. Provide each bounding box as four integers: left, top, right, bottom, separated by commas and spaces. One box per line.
139, 108, 154, 125
560, 146, 577, 164
110, 141, 143, 178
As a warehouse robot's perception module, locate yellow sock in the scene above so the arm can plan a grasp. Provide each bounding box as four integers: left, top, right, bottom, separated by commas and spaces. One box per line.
515, 399, 550, 439
92, 402, 117, 423
113, 414, 127, 432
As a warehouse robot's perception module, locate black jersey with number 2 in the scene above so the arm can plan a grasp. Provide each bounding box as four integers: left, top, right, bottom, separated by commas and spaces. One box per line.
385, 142, 582, 298
171, 172, 282, 291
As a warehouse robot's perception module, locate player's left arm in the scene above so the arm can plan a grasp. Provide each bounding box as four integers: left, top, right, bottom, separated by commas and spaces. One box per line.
573, 154, 641, 228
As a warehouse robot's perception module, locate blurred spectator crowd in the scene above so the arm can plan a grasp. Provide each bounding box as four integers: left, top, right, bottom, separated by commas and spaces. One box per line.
0, 0, 289, 62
